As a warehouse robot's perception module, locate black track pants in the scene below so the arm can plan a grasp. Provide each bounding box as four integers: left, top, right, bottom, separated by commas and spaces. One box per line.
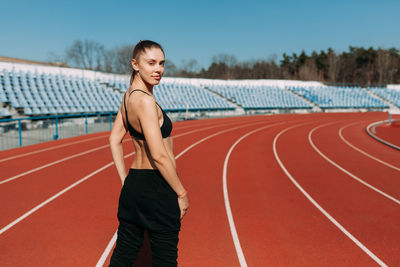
109, 169, 181, 267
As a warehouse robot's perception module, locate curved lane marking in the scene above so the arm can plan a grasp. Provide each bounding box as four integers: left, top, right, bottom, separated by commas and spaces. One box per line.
339, 122, 399, 171
1, 120, 246, 185
310, 122, 400, 205
0, 119, 267, 235
273, 122, 387, 267
96, 120, 282, 267
222, 122, 285, 267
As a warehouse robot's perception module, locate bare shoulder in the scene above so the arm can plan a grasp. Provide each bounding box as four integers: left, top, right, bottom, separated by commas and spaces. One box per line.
135, 93, 156, 110
127, 91, 154, 109
131, 93, 158, 121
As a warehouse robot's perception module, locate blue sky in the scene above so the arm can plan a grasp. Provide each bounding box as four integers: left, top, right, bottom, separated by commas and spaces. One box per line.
1, 0, 399, 69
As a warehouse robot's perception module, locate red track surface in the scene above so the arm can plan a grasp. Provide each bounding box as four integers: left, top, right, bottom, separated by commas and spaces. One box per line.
374, 115, 400, 148
0, 112, 399, 266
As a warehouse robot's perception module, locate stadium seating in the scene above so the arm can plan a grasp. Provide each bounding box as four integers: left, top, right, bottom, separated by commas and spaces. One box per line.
0, 62, 397, 118
153, 81, 236, 111
204, 84, 312, 110
287, 86, 389, 109
0, 68, 237, 115
368, 87, 400, 107
0, 68, 121, 115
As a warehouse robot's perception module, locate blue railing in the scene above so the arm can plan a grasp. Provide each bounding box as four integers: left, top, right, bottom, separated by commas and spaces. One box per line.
0, 112, 117, 151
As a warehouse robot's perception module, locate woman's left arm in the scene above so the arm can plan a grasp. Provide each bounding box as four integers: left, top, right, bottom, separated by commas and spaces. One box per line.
109, 108, 128, 185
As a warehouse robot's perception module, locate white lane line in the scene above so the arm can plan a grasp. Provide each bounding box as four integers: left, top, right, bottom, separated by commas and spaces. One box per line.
0, 134, 109, 163
172, 120, 254, 140
339, 122, 400, 171
0, 123, 211, 234
0, 122, 210, 163
366, 120, 400, 151
96, 231, 118, 267
96, 120, 276, 267
273, 123, 388, 267
175, 120, 273, 159
0, 119, 266, 235
310, 123, 400, 205
1, 142, 119, 185
0, 158, 124, 235
1, 120, 245, 185
222, 122, 285, 267
173, 119, 226, 129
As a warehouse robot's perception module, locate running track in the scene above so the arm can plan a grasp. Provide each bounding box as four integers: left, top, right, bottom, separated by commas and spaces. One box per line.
0, 112, 399, 266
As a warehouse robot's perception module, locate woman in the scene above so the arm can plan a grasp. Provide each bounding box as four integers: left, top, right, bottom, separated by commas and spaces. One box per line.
108, 40, 189, 266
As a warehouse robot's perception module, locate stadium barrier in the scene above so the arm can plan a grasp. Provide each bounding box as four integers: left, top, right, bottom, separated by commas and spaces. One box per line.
0, 112, 116, 151
0, 108, 243, 151
365, 119, 400, 151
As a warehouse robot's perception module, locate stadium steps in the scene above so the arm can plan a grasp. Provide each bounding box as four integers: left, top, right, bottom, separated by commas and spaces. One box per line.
284, 86, 322, 112
1, 105, 22, 118
363, 87, 400, 110
202, 86, 245, 114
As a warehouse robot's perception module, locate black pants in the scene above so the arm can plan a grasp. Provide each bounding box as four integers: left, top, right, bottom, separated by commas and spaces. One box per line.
109, 169, 181, 267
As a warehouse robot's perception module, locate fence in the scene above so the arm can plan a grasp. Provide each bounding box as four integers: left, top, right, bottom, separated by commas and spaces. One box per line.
0, 107, 322, 151
0, 112, 116, 151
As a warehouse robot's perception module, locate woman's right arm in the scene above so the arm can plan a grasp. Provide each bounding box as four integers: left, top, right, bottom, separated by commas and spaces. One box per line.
109, 108, 128, 184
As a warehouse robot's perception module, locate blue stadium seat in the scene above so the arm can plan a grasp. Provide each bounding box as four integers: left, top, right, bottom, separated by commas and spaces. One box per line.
1, 66, 396, 117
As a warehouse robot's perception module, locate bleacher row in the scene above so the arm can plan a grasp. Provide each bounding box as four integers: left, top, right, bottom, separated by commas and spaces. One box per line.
1, 65, 400, 118
369, 87, 400, 107
287, 86, 390, 109
206, 84, 312, 109
0, 69, 121, 115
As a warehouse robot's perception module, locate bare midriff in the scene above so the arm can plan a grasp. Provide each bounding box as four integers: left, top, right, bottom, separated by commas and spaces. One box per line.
130, 136, 173, 170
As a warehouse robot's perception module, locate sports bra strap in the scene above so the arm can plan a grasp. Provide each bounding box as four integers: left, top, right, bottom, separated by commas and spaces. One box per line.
123, 92, 128, 122
125, 89, 150, 120
124, 89, 163, 126
123, 89, 172, 140
128, 89, 163, 109
129, 89, 151, 96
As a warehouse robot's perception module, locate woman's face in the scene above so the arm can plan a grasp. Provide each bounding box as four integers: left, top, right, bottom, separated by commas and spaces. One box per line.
132, 47, 165, 86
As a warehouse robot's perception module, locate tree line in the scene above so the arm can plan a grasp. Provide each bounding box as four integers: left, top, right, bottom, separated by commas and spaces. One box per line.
52, 40, 400, 86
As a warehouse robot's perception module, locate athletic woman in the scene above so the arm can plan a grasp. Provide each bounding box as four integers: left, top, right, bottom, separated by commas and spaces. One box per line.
108, 40, 189, 266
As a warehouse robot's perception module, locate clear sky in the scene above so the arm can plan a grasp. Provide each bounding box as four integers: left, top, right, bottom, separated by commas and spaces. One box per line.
1, 0, 399, 69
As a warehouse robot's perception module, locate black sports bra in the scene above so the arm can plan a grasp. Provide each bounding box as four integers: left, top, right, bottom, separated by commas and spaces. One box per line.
124, 89, 172, 140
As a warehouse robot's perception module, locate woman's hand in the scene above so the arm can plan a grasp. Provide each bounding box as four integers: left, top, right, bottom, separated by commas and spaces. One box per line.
178, 195, 189, 220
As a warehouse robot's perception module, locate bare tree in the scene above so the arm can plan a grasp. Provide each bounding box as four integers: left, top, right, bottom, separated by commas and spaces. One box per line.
65, 39, 105, 70
182, 59, 199, 73
376, 48, 391, 84
327, 48, 340, 82
211, 54, 238, 67
299, 59, 319, 80
103, 49, 115, 73
114, 45, 133, 74
210, 54, 238, 79
164, 59, 177, 76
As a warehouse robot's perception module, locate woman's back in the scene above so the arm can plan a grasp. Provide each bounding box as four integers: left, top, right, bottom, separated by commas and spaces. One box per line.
123, 89, 174, 170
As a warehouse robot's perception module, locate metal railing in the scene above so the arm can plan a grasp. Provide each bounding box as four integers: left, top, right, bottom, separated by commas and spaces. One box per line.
0, 112, 117, 151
